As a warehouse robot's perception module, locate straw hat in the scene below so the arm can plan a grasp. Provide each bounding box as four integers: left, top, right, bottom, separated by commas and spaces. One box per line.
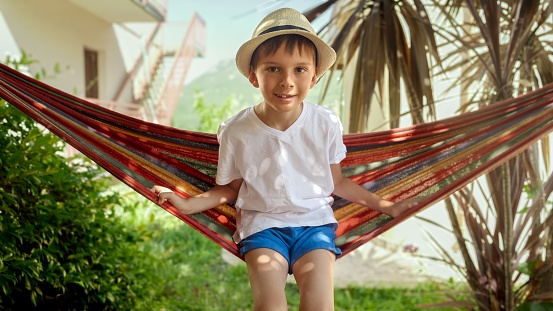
235, 8, 336, 78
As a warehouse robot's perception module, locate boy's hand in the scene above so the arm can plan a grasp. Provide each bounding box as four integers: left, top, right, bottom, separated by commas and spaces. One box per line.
150, 185, 194, 214
387, 196, 426, 218
151, 185, 174, 205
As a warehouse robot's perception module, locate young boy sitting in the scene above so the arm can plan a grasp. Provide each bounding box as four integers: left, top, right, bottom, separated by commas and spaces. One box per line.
152, 7, 417, 310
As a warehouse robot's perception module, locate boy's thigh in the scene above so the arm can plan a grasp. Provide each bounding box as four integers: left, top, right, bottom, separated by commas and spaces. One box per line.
292, 248, 336, 284
244, 248, 289, 295
290, 225, 339, 284
292, 249, 336, 310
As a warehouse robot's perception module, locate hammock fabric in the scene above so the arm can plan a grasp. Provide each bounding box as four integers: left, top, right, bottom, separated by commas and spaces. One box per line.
2, 62, 553, 260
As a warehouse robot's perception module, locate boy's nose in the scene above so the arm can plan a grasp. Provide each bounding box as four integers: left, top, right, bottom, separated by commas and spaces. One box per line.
279, 74, 294, 88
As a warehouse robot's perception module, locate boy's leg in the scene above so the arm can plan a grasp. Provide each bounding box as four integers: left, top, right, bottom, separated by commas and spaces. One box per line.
292, 249, 336, 311
244, 248, 289, 311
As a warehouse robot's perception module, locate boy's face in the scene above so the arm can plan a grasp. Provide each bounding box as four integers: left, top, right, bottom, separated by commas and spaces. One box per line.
248, 44, 317, 114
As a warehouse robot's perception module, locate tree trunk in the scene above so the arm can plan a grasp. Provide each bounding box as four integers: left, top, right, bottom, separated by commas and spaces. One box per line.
531, 226, 553, 301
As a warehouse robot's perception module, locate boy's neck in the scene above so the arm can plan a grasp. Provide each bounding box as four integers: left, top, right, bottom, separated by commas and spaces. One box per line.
254, 102, 304, 131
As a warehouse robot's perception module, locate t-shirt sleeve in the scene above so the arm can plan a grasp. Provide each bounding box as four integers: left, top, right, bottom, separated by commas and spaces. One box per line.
328, 114, 347, 164
328, 113, 347, 164
215, 123, 242, 185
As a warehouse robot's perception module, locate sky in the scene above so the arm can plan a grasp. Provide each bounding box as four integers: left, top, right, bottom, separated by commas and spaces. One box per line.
167, 0, 329, 84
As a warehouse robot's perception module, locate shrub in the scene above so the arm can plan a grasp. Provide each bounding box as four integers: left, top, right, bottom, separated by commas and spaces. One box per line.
0, 94, 142, 309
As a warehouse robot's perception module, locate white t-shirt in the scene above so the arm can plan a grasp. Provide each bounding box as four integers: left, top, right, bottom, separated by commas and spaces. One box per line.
216, 102, 347, 243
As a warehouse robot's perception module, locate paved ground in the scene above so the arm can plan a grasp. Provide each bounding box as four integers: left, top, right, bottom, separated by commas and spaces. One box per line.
333, 238, 433, 288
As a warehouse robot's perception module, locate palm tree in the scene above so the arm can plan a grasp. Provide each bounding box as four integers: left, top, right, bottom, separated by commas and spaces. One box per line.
427, 1, 553, 309
304, 0, 440, 133
308, 0, 553, 309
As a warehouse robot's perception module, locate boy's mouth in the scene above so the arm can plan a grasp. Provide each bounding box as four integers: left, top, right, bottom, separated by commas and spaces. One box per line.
275, 94, 294, 98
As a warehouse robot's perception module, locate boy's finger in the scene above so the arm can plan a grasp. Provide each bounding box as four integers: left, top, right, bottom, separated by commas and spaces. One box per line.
157, 194, 168, 204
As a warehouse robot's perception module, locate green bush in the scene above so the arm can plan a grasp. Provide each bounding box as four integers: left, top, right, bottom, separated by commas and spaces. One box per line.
0, 97, 144, 309
0, 91, 252, 310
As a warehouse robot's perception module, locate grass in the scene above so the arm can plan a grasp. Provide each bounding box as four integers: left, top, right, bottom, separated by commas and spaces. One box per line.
116, 185, 466, 310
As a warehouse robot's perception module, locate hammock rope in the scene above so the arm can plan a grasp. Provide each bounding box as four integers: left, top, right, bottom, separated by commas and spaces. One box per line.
2, 62, 553, 259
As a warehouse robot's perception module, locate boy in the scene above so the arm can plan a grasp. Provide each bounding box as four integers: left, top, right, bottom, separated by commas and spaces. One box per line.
152, 7, 416, 310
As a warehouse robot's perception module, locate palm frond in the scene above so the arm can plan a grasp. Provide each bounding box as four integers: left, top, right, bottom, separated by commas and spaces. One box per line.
310, 0, 441, 133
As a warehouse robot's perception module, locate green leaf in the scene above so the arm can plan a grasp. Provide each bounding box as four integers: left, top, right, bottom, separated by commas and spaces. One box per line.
517, 302, 553, 311
517, 261, 539, 277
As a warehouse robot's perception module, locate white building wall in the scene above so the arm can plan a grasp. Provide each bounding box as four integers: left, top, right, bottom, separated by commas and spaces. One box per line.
0, 0, 140, 102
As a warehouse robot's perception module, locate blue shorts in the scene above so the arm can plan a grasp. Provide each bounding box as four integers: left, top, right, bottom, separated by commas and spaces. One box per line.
239, 224, 342, 274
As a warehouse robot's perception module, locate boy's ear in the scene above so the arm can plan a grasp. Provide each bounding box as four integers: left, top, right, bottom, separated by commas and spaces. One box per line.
310, 72, 317, 89
248, 68, 259, 88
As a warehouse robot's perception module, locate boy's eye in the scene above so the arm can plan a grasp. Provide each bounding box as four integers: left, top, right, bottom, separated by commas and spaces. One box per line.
296, 67, 307, 73
267, 67, 278, 72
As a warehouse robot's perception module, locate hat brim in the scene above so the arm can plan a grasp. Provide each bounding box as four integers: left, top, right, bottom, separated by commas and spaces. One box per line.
235, 30, 336, 79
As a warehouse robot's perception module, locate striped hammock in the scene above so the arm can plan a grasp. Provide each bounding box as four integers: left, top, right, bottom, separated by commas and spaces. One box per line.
2, 62, 553, 259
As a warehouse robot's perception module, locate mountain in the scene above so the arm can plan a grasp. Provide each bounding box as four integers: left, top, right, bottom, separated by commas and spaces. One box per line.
173, 59, 259, 131
173, 58, 343, 131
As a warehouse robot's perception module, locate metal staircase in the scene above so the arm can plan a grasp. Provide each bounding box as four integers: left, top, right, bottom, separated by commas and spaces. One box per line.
152, 13, 206, 125
92, 12, 206, 126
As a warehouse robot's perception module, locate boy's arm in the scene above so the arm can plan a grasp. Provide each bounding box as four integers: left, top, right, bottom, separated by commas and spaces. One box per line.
151, 178, 243, 215
330, 164, 415, 218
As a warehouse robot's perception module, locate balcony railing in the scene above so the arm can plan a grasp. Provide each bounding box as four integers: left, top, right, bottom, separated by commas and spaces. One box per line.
133, 0, 167, 21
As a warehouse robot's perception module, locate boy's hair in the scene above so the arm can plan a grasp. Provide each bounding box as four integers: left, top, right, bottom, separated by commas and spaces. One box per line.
250, 34, 318, 72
